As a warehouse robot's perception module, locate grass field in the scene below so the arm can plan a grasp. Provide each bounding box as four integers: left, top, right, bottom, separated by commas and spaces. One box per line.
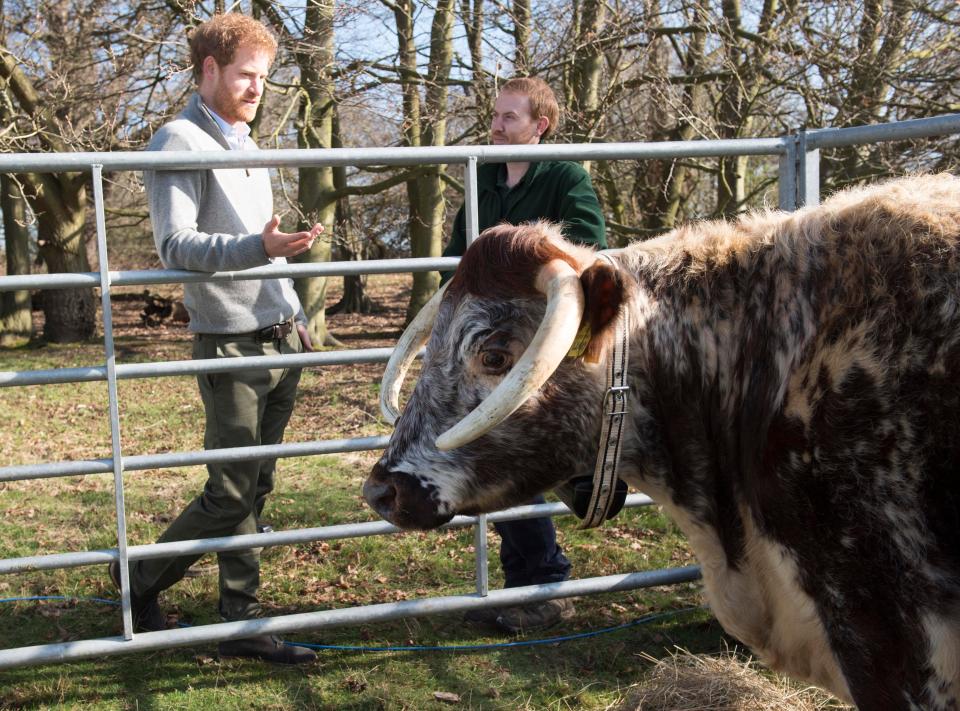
0, 276, 846, 710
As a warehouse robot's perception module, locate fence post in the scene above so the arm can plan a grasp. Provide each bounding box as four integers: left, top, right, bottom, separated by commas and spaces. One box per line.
796, 127, 820, 207
464, 156, 479, 247
780, 127, 820, 211
778, 132, 797, 211
474, 513, 489, 597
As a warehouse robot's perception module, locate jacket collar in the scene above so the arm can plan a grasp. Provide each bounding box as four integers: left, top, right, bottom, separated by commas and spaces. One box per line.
483, 159, 547, 195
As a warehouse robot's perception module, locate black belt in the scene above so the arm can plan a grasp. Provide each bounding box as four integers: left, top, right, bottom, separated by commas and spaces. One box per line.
253, 319, 294, 342
196, 319, 295, 342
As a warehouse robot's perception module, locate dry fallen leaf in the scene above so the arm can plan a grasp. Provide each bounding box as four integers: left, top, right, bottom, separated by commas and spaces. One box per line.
433, 691, 460, 704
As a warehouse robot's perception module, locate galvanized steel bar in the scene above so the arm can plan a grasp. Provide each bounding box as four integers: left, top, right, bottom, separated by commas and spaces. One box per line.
0, 347, 400, 387
91, 165, 135, 638
0, 435, 392, 483
806, 113, 960, 150
0, 138, 789, 174
0, 256, 462, 293
2, 110, 952, 178
0, 495, 654, 574
0, 564, 701, 670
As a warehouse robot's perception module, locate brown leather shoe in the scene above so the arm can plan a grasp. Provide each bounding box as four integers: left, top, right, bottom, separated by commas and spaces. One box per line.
108, 560, 169, 633
218, 634, 317, 665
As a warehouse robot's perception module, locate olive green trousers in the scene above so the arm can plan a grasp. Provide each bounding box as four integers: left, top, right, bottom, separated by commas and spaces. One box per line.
130, 327, 302, 621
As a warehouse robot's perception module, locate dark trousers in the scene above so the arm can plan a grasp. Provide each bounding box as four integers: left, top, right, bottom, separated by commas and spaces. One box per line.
130, 327, 302, 621
494, 495, 571, 588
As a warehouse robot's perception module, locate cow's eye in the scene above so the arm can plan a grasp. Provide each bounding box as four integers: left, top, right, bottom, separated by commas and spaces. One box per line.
480, 350, 511, 374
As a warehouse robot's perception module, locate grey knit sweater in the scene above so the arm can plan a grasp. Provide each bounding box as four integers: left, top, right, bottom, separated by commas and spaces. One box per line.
144, 93, 304, 334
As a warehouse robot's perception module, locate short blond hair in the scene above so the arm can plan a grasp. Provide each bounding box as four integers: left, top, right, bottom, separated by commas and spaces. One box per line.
188, 14, 278, 84
499, 77, 561, 140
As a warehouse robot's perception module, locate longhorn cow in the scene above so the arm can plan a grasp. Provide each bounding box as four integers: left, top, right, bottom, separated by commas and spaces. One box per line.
363, 174, 960, 709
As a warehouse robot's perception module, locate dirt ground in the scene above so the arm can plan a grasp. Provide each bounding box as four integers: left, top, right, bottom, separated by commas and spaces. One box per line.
10, 271, 416, 452
102, 272, 412, 350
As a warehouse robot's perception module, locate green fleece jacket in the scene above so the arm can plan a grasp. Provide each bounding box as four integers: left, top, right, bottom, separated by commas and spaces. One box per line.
442, 160, 607, 270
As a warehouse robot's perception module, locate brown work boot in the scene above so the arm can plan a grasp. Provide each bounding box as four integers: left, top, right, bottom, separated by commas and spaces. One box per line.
463, 605, 504, 628
108, 560, 170, 633
495, 598, 576, 633
218, 634, 317, 665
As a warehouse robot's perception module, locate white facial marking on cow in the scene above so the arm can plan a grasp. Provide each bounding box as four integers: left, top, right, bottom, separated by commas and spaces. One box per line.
391, 447, 472, 518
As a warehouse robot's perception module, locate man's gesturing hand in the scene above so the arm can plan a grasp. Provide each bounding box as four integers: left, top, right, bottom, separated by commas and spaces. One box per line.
262, 215, 324, 258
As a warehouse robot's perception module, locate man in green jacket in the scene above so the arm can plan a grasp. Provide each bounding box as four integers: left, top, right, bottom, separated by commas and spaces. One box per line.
442, 77, 607, 633
443, 86, 605, 257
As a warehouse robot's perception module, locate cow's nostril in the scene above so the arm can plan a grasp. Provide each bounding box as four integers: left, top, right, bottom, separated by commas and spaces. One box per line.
362, 479, 397, 515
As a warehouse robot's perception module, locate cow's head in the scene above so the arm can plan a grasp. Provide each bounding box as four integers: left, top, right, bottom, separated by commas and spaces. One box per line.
363, 222, 632, 529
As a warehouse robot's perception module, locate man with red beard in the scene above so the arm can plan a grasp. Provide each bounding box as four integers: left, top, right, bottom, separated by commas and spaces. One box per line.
109, 13, 320, 664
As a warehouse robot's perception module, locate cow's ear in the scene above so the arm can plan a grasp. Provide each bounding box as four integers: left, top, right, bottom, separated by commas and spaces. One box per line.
579, 259, 628, 363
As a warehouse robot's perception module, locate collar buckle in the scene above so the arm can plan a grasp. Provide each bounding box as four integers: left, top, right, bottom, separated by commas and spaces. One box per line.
604, 385, 630, 416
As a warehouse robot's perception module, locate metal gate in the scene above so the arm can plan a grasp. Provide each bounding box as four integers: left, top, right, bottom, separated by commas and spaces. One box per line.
0, 113, 957, 668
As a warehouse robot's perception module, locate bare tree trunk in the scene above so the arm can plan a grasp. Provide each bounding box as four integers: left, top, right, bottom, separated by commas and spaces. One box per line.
827, 0, 910, 188
713, 0, 787, 215
33, 174, 96, 342
0, 174, 32, 344
460, 0, 493, 140
395, 0, 454, 324
566, 0, 606, 176
0, 48, 97, 342
715, 0, 749, 216
289, 0, 339, 346
639, 0, 707, 233
512, 0, 530, 74
329, 108, 371, 315
329, 193, 372, 315
37, 236, 96, 342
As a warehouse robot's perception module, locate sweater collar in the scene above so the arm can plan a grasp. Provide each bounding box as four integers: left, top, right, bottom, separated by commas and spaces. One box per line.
182, 93, 232, 151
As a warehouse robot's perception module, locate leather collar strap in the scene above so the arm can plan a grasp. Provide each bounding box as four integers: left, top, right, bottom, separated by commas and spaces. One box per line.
578, 256, 630, 529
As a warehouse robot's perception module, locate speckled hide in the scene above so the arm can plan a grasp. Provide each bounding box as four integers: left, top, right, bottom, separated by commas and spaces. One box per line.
365, 174, 960, 710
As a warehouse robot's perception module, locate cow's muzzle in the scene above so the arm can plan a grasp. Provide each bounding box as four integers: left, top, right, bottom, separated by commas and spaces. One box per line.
363, 462, 454, 530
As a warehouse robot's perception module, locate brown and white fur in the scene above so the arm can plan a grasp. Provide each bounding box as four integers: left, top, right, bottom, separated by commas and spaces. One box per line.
364, 174, 960, 709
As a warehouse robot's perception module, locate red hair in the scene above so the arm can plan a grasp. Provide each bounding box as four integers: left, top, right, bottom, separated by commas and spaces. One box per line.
499, 77, 561, 141
189, 14, 277, 84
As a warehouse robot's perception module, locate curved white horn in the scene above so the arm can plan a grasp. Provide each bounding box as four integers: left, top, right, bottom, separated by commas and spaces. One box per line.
380, 282, 449, 425
435, 259, 584, 451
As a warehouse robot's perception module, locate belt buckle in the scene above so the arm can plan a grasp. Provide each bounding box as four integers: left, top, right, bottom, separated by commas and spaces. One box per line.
256, 322, 281, 342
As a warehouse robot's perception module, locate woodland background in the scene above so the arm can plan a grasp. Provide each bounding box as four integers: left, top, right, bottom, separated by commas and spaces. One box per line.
0, 0, 957, 345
